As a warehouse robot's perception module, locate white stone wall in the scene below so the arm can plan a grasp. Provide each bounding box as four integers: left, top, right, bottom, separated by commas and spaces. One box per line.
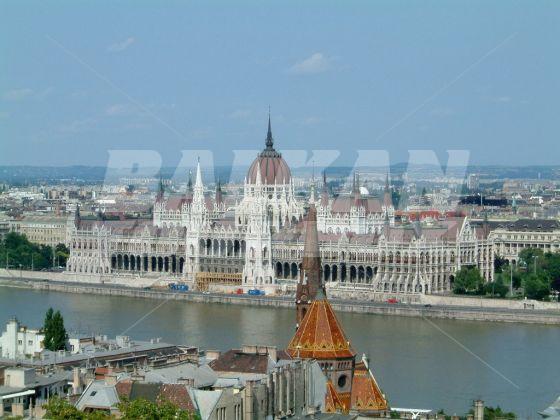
0, 319, 44, 359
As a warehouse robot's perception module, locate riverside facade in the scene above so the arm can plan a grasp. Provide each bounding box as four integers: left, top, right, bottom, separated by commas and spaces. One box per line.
66, 118, 495, 294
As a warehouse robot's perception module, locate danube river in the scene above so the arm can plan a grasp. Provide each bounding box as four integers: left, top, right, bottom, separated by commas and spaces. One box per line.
1, 287, 558, 416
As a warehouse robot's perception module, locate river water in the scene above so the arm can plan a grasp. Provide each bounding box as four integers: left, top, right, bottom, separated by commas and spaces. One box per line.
0, 286, 558, 417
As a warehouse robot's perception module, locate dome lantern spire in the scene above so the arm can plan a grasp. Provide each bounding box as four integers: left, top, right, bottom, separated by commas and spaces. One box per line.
265, 107, 274, 150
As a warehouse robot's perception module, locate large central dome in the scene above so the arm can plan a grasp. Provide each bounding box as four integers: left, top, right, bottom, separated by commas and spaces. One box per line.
247, 116, 291, 185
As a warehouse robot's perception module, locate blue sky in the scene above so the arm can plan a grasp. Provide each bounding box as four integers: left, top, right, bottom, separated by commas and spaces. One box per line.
1, 1, 559, 167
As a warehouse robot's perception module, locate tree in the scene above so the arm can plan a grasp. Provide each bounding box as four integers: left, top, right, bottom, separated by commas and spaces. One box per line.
43, 396, 198, 420
518, 248, 544, 270
484, 405, 516, 419
493, 255, 507, 274
43, 308, 54, 351
540, 252, 560, 290
0, 232, 66, 270
43, 308, 67, 351
453, 267, 484, 295
55, 243, 70, 267
524, 273, 550, 300
484, 277, 509, 298
117, 398, 197, 419
43, 396, 89, 419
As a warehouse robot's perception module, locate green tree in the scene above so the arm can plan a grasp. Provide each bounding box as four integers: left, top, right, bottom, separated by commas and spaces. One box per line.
524, 273, 550, 300
484, 277, 509, 298
518, 248, 544, 270
43, 396, 198, 420
540, 252, 560, 290
515, 248, 560, 300
453, 267, 484, 295
493, 255, 507, 274
43, 308, 67, 351
484, 405, 516, 419
43, 396, 89, 419
55, 243, 70, 267
43, 308, 54, 351
0, 232, 66, 270
118, 398, 197, 419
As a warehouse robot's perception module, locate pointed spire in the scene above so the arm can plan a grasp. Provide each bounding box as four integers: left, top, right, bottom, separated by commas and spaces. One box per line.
187, 170, 193, 190
193, 157, 204, 207
215, 178, 223, 205
309, 160, 317, 204
265, 107, 274, 150
295, 204, 325, 326
156, 176, 165, 202
321, 171, 329, 206
353, 172, 361, 202
194, 157, 203, 189
383, 173, 393, 208
186, 170, 193, 200
302, 205, 321, 272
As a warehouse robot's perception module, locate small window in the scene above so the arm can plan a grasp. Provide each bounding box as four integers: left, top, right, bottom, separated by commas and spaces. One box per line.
338, 374, 347, 389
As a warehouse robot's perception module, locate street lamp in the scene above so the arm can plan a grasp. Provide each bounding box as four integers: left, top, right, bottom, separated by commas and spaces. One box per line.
509, 262, 513, 297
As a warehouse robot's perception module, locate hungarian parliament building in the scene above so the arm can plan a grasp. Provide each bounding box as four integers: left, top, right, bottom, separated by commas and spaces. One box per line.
66, 118, 494, 294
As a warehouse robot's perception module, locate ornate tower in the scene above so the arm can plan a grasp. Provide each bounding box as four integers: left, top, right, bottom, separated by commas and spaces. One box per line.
295, 204, 325, 326
383, 173, 392, 208
185, 158, 207, 281
288, 204, 389, 415
215, 179, 223, 206
235, 113, 301, 231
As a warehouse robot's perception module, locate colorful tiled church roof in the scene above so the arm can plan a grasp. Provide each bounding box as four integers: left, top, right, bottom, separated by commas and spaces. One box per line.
350, 364, 388, 412
286, 296, 355, 359
324, 380, 346, 413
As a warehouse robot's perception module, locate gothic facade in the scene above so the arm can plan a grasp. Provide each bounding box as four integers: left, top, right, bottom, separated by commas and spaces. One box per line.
66, 118, 494, 294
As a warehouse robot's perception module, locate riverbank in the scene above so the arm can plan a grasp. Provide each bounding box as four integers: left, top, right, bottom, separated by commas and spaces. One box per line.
1, 274, 560, 325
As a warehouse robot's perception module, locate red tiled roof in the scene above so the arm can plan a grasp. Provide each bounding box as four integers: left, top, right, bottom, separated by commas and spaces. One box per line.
158, 384, 196, 412
350, 367, 388, 413
209, 349, 270, 374
287, 298, 355, 360
325, 381, 347, 413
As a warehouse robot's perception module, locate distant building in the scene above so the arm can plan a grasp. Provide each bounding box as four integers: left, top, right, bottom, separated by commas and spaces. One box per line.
467, 173, 480, 191
0, 213, 10, 240
9, 213, 69, 247
0, 318, 44, 359
487, 218, 560, 263
315, 173, 395, 235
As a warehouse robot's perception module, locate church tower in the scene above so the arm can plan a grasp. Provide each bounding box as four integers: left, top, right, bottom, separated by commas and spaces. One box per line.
288, 203, 389, 415
295, 204, 325, 326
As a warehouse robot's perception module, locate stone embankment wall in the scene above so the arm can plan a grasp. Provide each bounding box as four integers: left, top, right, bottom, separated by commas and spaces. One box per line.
327, 285, 560, 311
1, 269, 560, 324
0, 268, 157, 287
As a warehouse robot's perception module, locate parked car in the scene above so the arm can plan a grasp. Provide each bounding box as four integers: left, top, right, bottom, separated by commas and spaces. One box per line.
248, 289, 265, 296
386, 298, 398, 304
